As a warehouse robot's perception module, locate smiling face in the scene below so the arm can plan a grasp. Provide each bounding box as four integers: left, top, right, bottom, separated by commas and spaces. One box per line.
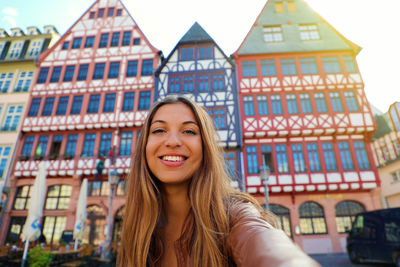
145, 103, 203, 187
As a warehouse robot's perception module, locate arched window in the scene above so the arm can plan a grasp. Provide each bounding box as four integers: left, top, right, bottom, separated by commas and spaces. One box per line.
299, 201, 327, 234
43, 216, 66, 244
270, 204, 292, 237
45, 185, 72, 210
335, 200, 365, 233
82, 205, 106, 246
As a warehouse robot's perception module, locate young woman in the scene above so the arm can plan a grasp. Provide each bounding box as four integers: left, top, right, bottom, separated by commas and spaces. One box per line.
118, 96, 320, 267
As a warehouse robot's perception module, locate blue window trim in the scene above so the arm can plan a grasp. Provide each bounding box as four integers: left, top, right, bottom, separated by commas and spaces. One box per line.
138, 91, 151, 110
56, 96, 69, 116
126, 60, 138, 77
103, 93, 116, 113
70, 95, 83, 115
122, 92, 135, 111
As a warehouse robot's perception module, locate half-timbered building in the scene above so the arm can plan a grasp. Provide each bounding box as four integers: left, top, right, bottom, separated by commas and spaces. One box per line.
154, 22, 242, 189
233, 0, 381, 253
0, 0, 160, 246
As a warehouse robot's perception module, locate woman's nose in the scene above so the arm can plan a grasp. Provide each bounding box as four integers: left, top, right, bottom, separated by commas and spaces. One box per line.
165, 132, 182, 147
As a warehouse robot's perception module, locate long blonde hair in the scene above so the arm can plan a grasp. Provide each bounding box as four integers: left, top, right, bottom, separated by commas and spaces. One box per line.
118, 95, 274, 266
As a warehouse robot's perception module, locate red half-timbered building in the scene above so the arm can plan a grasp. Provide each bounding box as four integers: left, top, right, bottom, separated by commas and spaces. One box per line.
0, 0, 160, 246
233, 0, 381, 254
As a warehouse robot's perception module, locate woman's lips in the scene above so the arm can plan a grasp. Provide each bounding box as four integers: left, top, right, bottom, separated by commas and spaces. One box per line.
159, 155, 187, 167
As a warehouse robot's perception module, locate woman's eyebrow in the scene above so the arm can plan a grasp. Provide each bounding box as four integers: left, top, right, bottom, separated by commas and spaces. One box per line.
150, 119, 165, 125
183, 121, 198, 126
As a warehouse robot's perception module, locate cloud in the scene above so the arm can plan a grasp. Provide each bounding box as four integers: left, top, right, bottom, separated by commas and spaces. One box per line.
2, 7, 18, 17
4, 16, 17, 28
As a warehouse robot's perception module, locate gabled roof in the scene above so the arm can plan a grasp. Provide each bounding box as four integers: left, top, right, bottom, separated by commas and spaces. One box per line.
179, 22, 214, 44
234, 0, 361, 56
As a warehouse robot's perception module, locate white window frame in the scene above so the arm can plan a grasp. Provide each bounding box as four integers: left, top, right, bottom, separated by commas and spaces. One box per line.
299, 24, 320, 41
263, 26, 283, 43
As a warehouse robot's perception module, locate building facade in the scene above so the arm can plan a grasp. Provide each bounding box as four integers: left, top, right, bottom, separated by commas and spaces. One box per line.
371, 102, 400, 208
154, 22, 242, 189
0, 0, 160, 246
0, 26, 59, 220
233, 0, 381, 253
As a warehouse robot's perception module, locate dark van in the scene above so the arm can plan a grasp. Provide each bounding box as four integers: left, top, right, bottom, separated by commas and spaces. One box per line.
346, 208, 400, 266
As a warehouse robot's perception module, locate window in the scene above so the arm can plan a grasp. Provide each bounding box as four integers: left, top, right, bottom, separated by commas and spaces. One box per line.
63, 65, 75, 82
276, 144, 289, 173
43, 216, 67, 244
286, 94, 299, 114
99, 33, 109, 48
271, 94, 283, 115
212, 73, 224, 90
2, 105, 23, 131
72, 37, 82, 49
263, 26, 283, 42
37, 67, 49, 84
93, 63, 105, 79
281, 59, 297, 75
261, 145, 274, 173
110, 32, 120, 47
323, 57, 341, 73
28, 98, 42, 117
70, 95, 83, 115
0, 73, 13, 93
87, 94, 100, 113
354, 141, 370, 169
270, 204, 292, 237
335, 201, 364, 233
62, 41, 69, 50
275, 2, 284, 13
84, 36, 95, 48
122, 31, 131, 46
116, 9, 122, 16
223, 152, 237, 179
21, 136, 35, 157
261, 60, 276, 76
122, 92, 135, 111
314, 93, 327, 113
82, 133, 96, 157
183, 75, 194, 92
13, 185, 32, 210
307, 143, 321, 172
329, 92, 343, 112
141, 59, 153, 76
322, 142, 337, 171
198, 46, 212, 59
45, 185, 72, 210
65, 134, 78, 157
257, 95, 269, 115
133, 38, 140, 45
344, 91, 359, 111
180, 47, 194, 61
242, 61, 257, 77
344, 56, 357, 73
243, 96, 255, 116
97, 8, 105, 18
199, 74, 209, 92
50, 66, 62, 83
299, 93, 312, 113
246, 146, 258, 174
108, 62, 120, 78
99, 132, 112, 156
6, 217, 26, 243
49, 135, 63, 158
41, 97, 55, 116
107, 7, 114, 17
169, 76, 180, 93
35, 135, 49, 158
119, 131, 132, 156
299, 202, 327, 234
14, 71, 33, 92
299, 24, 320, 40
138, 91, 151, 110
89, 12, 95, 19
126, 60, 138, 77
103, 93, 116, 112
77, 64, 89, 81
300, 58, 318, 74
292, 143, 306, 172
0, 146, 11, 178
338, 141, 354, 170
213, 107, 226, 129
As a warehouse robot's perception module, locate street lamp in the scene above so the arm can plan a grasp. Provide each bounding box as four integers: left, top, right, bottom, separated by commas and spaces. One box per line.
103, 168, 120, 260
260, 165, 270, 211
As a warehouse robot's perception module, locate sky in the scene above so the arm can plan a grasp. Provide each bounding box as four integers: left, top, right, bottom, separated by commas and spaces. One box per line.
1, 0, 399, 113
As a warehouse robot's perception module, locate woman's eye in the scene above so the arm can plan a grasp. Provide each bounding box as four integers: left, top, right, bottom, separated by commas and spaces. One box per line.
151, 129, 165, 134
183, 129, 197, 135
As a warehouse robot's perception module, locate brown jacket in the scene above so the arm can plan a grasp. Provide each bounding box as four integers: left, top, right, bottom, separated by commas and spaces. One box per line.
176, 201, 321, 267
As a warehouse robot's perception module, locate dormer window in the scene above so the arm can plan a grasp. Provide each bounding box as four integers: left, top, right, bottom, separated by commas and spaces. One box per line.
263, 26, 283, 43
299, 24, 320, 41
180, 47, 194, 61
